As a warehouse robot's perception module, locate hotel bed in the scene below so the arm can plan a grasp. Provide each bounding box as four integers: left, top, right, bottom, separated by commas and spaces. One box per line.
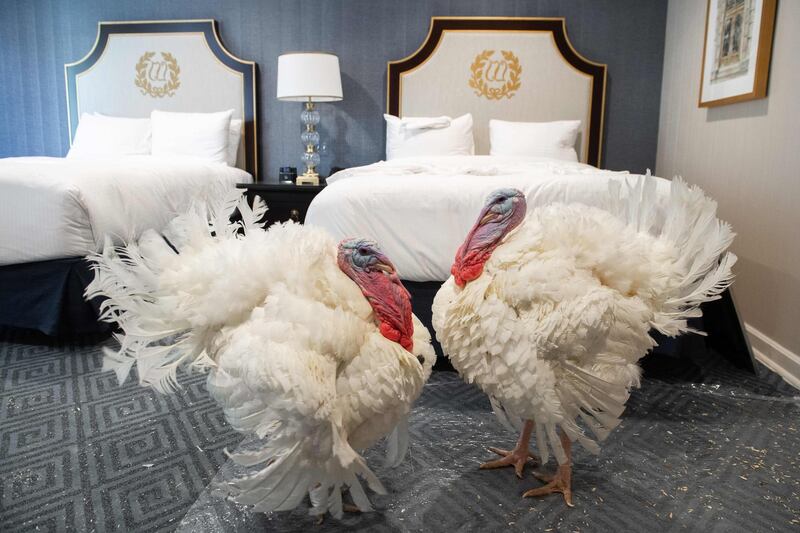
0, 156, 250, 266
0, 20, 258, 335
306, 17, 752, 369
309, 16, 609, 279
308, 155, 669, 282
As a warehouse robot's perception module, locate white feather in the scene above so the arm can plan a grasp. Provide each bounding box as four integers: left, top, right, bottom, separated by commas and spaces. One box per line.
433, 174, 735, 464
384, 416, 410, 468
85, 186, 436, 517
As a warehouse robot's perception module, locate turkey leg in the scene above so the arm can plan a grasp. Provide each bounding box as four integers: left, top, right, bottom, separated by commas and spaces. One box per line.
479, 419, 538, 478
523, 429, 574, 507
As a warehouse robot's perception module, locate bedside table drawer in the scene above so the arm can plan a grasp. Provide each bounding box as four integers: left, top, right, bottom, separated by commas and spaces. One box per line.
237, 183, 326, 228
257, 198, 309, 225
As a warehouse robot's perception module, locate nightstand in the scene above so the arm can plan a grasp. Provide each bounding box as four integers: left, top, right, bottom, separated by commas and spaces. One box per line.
236, 182, 326, 227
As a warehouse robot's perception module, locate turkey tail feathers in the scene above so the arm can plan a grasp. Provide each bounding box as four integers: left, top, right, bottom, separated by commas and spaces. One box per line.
541, 362, 628, 463
84, 188, 268, 391
384, 416, 410, 468
85, 187, 406, 519
219, 420, 385, 519
489, 396, 524, 435
206, 346, 388, 518
609, 173, 736, 337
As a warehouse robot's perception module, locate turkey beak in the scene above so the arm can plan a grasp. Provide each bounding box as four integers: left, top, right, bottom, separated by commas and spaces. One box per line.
480, 210, 498, 225
374, 262, 393, 274
371, 252, 395, 275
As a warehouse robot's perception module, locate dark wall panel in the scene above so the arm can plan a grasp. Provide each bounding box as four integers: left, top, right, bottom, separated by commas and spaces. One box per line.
0, 0, 668, 178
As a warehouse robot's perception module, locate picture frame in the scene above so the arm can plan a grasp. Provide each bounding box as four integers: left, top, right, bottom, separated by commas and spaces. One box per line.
699, 0, 777, 107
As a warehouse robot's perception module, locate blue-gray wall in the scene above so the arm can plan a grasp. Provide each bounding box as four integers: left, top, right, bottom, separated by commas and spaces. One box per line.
0, 0, 668, 179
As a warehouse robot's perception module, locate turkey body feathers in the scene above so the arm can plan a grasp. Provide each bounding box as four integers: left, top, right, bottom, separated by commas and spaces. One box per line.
433, 175, 735, 465
85, 191, 435, 518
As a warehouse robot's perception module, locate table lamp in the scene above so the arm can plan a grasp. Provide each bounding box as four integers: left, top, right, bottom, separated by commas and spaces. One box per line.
277, 52, 343, 186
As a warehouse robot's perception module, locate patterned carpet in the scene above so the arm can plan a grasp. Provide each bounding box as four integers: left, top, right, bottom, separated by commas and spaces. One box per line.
1, 327, 798, 532
0, 328, 241, 532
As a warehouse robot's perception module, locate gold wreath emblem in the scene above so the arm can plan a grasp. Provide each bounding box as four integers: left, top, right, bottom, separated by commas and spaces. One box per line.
134, 51, 181, 98
468, 49, 522, 100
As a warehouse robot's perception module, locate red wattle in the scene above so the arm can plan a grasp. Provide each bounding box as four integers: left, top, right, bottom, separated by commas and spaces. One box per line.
452, 264, 465, 287
379, 321, 401, 342
400, 336, 414, 352
379, 321, 414, 352
452, 247, 490, 287
460, 263, 485, 284
341, 251, 415, 353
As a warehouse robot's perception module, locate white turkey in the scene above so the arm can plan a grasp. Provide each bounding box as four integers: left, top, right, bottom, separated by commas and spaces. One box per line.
85, 190, 435, 518
432, 175, 735, 506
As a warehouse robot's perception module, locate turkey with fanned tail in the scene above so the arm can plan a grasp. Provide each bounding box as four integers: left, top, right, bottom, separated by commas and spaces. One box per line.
432, 174, 735, 506
85, 189, 435, 519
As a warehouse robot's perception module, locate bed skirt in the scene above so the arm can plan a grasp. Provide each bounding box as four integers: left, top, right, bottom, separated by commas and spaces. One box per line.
0, 261, 752, 373
0, 257, 108, 336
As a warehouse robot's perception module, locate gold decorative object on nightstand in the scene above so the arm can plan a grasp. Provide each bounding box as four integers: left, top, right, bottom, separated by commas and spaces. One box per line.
276, 52, 343, 186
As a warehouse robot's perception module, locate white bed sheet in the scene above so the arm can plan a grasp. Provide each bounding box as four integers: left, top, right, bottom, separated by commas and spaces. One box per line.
306, 156, 671, 282
0, 156, 252, 265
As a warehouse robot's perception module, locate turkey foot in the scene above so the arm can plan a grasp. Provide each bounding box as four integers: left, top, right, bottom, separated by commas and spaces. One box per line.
524, 464, 574, 507
524, 429, 574, 507
479, 420, 537, 478
314, 503, 362, 524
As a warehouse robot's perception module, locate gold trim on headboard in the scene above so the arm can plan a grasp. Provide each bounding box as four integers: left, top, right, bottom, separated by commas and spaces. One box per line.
386, 17, 607, 167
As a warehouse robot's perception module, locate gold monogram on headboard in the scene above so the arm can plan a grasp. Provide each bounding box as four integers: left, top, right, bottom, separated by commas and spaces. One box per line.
134, 52, 181, 98
469, 50, 522, 100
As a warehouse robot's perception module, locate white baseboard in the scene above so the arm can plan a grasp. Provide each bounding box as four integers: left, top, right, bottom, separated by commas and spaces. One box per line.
745, 323, 800, 390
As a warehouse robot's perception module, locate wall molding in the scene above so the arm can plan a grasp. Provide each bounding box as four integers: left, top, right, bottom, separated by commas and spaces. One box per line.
745, 323, 800, 390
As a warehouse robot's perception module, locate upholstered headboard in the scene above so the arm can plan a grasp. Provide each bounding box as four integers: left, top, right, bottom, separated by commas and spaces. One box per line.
387, 17, 606, 167
65, 19, 259, 179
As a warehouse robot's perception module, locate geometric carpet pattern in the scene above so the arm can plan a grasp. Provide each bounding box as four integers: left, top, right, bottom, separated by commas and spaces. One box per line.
2, 326, 798, 532
0, 328, 241, 532
180, 353, 800, 532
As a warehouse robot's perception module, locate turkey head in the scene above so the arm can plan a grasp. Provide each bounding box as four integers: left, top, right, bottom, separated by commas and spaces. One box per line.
451, 188, 526, 287
338, 238, 414, 352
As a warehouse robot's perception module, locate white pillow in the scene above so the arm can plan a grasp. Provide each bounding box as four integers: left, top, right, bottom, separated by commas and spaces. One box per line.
151, 109, 233, 164
227, 119, 243, 167
67, 113, 151, 159
489, 119, 581, 162
384, 113, 474, 160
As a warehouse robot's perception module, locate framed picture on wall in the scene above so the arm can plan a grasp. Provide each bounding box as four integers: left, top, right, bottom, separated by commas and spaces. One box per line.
699, 0, 777, 107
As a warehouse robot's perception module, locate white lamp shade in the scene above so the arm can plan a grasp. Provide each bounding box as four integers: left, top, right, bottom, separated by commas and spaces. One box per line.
277, 53, 343, 102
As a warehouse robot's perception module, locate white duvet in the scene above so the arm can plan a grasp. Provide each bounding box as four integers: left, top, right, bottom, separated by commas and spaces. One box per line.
306, 156, 671, 282
0, 156, 251, 265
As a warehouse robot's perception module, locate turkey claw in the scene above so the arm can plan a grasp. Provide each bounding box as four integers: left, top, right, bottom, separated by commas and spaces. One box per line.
488, 446, 539, 463
523, 465, 574, 507
480, 447, 538, 478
